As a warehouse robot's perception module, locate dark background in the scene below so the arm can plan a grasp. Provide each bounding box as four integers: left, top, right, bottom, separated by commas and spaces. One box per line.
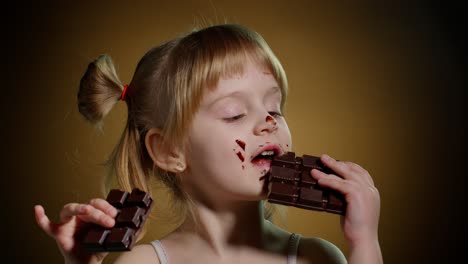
3, 1, 466, 263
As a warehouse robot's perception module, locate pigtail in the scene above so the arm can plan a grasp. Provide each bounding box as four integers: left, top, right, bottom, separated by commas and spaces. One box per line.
77, 54, 152, 199
109, 120, 151, 194
78, 54, 153, 241
78, 54, 123, 126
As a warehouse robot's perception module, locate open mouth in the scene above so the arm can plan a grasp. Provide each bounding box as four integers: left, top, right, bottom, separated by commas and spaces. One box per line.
252, 147, 281, 183
251, 149, 279, 165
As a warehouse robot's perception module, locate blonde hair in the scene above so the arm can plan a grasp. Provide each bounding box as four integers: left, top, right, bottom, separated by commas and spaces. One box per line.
78, 24, 288, 228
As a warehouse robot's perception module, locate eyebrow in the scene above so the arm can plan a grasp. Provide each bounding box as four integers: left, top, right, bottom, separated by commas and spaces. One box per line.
207, 86, 281, 109
267, 86, 281, 96
264, 86, 282, 102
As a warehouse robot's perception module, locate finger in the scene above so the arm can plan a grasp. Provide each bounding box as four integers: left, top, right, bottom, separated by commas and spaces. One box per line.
59, 203, 87, 222
77, 206, 115, 228
311, 169, 356, 195
343, 161, 365, 173
320, 154, 355, 180
34, 205, 57, 237
343, 161, 374, 185
88, 198, 118, 217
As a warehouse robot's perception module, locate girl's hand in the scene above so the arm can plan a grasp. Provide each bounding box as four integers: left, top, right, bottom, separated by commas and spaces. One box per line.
311, 154, 381, 248
34, 199, 118, 264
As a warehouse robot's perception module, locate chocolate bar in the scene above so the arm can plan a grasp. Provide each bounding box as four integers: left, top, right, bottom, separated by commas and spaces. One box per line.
82, 188, 153, 252
267, 152, 346, 215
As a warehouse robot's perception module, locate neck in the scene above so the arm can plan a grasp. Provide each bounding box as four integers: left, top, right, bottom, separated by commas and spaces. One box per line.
176, 200, 269, 255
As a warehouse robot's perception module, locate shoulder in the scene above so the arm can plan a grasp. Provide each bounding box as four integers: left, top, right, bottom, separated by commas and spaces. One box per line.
297, 236, 347, 264
114, 244, 160, 264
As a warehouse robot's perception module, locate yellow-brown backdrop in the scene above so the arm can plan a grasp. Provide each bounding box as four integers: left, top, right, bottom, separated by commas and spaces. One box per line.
5, 1, 465, 263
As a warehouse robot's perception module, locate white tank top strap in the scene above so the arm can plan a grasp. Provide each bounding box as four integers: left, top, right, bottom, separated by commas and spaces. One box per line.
151, 240, 169, 264
287, 233, 301, 264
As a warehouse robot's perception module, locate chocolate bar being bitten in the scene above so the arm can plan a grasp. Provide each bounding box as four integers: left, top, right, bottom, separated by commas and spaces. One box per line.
267, 152, 347, 215
82, 188, 153, 252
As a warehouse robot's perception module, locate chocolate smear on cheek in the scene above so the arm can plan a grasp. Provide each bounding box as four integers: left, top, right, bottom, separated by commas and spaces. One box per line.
234, 139, 247, 169
235, 139, 246, 150
236, 151, 245, 162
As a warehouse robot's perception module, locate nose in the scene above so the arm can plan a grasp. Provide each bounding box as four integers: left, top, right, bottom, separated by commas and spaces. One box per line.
254, 114, 278, 135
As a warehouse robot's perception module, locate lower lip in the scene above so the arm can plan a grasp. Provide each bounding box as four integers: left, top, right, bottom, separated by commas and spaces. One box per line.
252, 159, 272, 176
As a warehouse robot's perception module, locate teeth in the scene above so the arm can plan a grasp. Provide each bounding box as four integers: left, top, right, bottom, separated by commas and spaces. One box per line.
261, 150, 274, 156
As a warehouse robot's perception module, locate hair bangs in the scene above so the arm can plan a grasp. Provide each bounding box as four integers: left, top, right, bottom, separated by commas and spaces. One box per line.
191, 24, 288, 106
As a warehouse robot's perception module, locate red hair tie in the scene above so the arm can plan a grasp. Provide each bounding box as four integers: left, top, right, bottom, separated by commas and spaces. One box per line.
121, 84, 129, 101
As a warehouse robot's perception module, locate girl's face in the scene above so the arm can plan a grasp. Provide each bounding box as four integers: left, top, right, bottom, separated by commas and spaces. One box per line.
183, 60, 292, 204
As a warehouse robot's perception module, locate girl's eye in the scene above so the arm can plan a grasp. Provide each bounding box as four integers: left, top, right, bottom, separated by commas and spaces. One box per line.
268, 111, 282, 117
224, 114, 245, 122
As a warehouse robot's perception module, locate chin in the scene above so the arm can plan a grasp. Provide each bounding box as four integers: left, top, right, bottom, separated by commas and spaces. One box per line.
239, 187, 269, 201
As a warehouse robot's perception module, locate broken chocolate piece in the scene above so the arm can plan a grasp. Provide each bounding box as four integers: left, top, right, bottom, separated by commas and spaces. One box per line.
267, 152, 347, 215
268, 182, 299, 206
106, 189, 129, 209
105, 227, 135, 251
83, 229, 110, 251
82, 188, 153, 252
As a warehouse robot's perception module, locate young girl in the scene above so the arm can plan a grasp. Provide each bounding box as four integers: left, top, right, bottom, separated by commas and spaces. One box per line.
34, 24, 382, 264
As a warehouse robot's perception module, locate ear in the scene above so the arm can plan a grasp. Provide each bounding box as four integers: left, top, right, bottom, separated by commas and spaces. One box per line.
145, 128, 186, 173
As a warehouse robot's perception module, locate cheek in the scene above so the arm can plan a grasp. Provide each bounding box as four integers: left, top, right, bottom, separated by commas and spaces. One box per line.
209, 133, 249, 173
278, 120, 292, 150
187, 128, 243, 169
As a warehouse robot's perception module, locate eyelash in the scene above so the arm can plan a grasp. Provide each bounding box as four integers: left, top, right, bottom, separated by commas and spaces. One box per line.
224, 112, 282, 122
269, 111, 283, 117
224, 114, 245, 122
